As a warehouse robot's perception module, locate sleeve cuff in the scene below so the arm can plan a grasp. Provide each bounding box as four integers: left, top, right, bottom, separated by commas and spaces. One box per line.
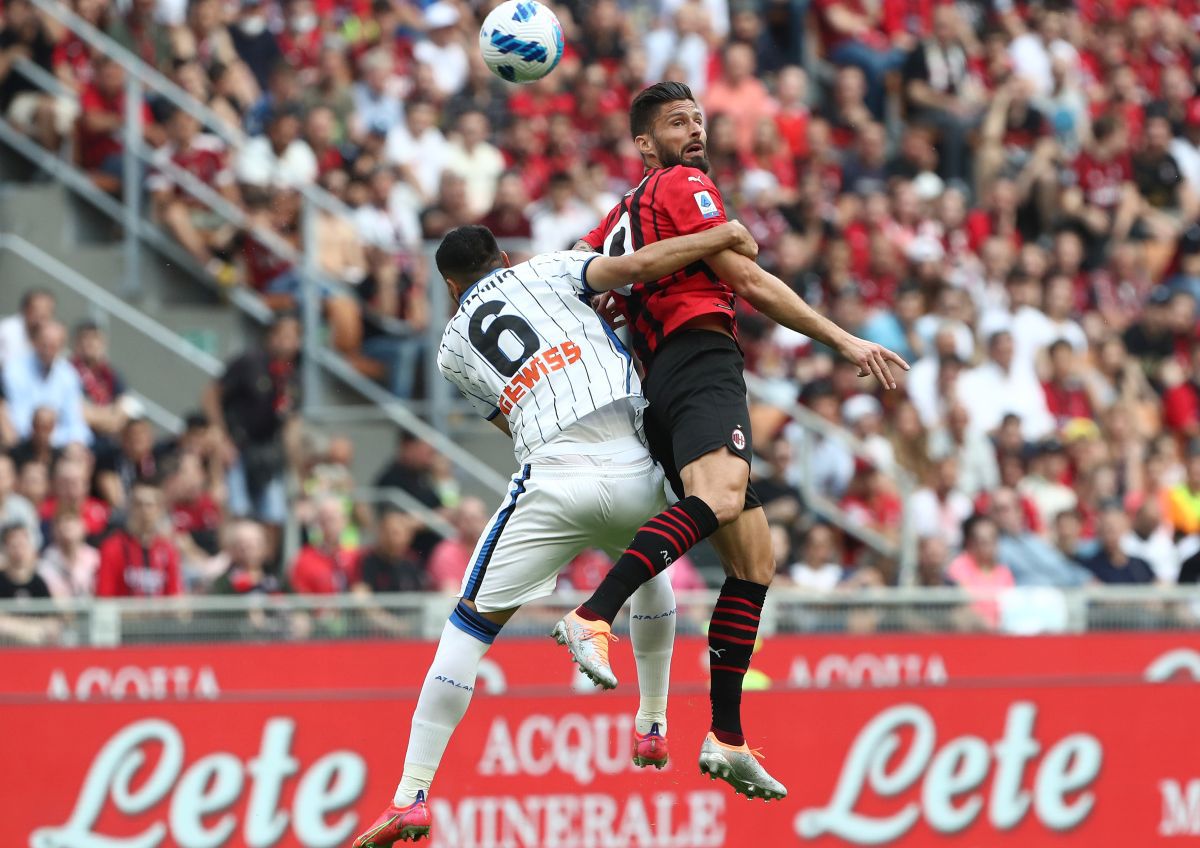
580, 254, 601, 298
486, 407, 501, 421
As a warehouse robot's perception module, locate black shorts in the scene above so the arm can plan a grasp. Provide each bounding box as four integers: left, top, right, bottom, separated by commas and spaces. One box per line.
642, 330, 762, 510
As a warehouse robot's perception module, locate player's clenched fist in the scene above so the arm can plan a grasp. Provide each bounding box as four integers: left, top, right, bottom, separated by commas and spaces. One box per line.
723, 220, 758, 260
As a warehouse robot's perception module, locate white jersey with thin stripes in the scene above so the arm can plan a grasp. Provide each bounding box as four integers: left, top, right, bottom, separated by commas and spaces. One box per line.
437, 250, 641, 465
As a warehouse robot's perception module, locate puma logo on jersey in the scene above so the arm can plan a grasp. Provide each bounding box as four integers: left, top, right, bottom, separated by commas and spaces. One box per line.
709, 647, 727, 658
688, 175, 705, 183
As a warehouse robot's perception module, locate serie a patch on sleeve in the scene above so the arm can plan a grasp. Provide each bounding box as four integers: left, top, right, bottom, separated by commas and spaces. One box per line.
693, 190, 720, 219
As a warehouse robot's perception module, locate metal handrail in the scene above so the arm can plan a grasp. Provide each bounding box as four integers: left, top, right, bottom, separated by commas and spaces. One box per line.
744, 371, 920, 585
353, 487, 456, 538
0, 233, 223, 376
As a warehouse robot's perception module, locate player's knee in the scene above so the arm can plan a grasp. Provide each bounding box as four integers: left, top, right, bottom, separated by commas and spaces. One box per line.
705, 490, 745, 526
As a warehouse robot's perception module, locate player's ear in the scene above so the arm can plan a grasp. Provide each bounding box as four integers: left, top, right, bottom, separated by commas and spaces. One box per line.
634, 133, 654, 158
500, 251, 512, 268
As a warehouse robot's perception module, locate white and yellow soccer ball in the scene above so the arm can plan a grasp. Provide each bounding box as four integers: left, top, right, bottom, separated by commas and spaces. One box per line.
479, 0, 565, 84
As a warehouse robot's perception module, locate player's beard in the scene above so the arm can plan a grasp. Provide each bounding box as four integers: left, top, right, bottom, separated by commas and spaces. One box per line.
655, 138, 710, 173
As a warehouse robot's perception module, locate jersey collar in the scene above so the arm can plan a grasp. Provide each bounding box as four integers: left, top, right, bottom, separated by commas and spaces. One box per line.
458, 267, 504, 304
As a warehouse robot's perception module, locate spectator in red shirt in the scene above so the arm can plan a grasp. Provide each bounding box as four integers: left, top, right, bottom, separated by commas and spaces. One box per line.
165, 451, 222, 561
1042, 339, 1095, 427
76, 57, 162, 194
291, 496, 361, 594
70, 322, 131, 443
39, 458, 109, 542
815, 0, 907, 118
148, 107, 241, 281
96, 482, 182, 598
1064, 113, 1139, 249
427, 497, 489, 592
774, 66, 811, 159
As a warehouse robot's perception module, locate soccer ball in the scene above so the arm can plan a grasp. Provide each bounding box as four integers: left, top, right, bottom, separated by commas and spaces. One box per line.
479, 0, 564, 84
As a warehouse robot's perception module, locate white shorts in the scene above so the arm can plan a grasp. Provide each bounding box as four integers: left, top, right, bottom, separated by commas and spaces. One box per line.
460, 452, 667, 613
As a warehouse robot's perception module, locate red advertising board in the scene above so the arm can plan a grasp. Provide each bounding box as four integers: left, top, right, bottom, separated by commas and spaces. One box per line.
5, 633, 1200, 847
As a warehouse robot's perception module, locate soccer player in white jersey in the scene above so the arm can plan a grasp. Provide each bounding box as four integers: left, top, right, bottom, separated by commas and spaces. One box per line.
354, 220, 759, 846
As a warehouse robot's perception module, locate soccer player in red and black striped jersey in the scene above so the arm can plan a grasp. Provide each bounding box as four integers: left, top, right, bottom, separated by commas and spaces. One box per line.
554, 81, 909, 801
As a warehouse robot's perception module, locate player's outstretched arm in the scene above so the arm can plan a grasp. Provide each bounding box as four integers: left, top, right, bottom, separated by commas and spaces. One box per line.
583, 221, 757, 292
706, 249, 911, 390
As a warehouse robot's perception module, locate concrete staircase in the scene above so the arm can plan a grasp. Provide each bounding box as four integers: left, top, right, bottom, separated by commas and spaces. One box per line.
0, 174, 510, 499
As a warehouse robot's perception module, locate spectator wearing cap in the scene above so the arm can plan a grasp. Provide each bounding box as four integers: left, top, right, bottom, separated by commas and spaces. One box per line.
96, 482, 182, 598
991, 487, 1092, 587
37, 510, 99, 599
909, 453, 973, 550
947, 515, 1015, 629
928, 404, 999, 498
444, 111, 506, 218
236, 106, 317, 189
902, 6, 982, 185
1082, 503, 1157, 585
3, 320, 92, 447
70, 322, 133, 442
415, 2, 469, 97
956, 329, 1054, 441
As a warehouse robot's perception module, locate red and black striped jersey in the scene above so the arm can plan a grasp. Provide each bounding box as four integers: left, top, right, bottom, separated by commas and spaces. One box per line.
581, 166, 737, 367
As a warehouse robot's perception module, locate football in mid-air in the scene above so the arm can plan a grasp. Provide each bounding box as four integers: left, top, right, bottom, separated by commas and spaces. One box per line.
479, 0, 564, 84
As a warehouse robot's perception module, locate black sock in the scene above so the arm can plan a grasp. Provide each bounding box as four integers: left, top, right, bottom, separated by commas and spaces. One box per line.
708, 577, 768, 746
579, 496, 719, 623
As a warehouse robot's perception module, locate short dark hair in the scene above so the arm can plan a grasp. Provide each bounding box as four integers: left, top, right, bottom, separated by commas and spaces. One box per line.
0, 522, 28, 545
74, 320, 100, 338
629, 81, 696, 139
436, 225, 502, 285
20, 288, 53, 311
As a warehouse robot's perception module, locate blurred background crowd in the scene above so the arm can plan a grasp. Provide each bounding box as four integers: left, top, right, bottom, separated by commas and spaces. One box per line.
0, 0, 1198, 630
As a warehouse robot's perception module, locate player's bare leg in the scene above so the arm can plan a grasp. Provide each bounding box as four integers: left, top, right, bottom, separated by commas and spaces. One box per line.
354, 599, 517, 846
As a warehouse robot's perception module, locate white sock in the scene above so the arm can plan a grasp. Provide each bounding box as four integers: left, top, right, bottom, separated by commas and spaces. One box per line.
394, 618, 491, 805
629, 570, 675, 736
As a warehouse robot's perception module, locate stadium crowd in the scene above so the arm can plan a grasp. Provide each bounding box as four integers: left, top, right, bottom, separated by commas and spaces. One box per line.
0, 0, 1199, 633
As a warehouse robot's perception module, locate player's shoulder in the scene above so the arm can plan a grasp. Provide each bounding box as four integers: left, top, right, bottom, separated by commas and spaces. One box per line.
655, 165, 718, 192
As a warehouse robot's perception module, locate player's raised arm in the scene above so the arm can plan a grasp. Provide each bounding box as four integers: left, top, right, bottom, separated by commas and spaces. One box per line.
583, 220, 757, 292
706, 249, 911, 390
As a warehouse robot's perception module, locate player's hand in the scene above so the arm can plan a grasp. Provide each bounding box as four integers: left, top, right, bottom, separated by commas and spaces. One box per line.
837, 335, 910, 390
592, 292, 627, 329
725, 220, 759, 260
